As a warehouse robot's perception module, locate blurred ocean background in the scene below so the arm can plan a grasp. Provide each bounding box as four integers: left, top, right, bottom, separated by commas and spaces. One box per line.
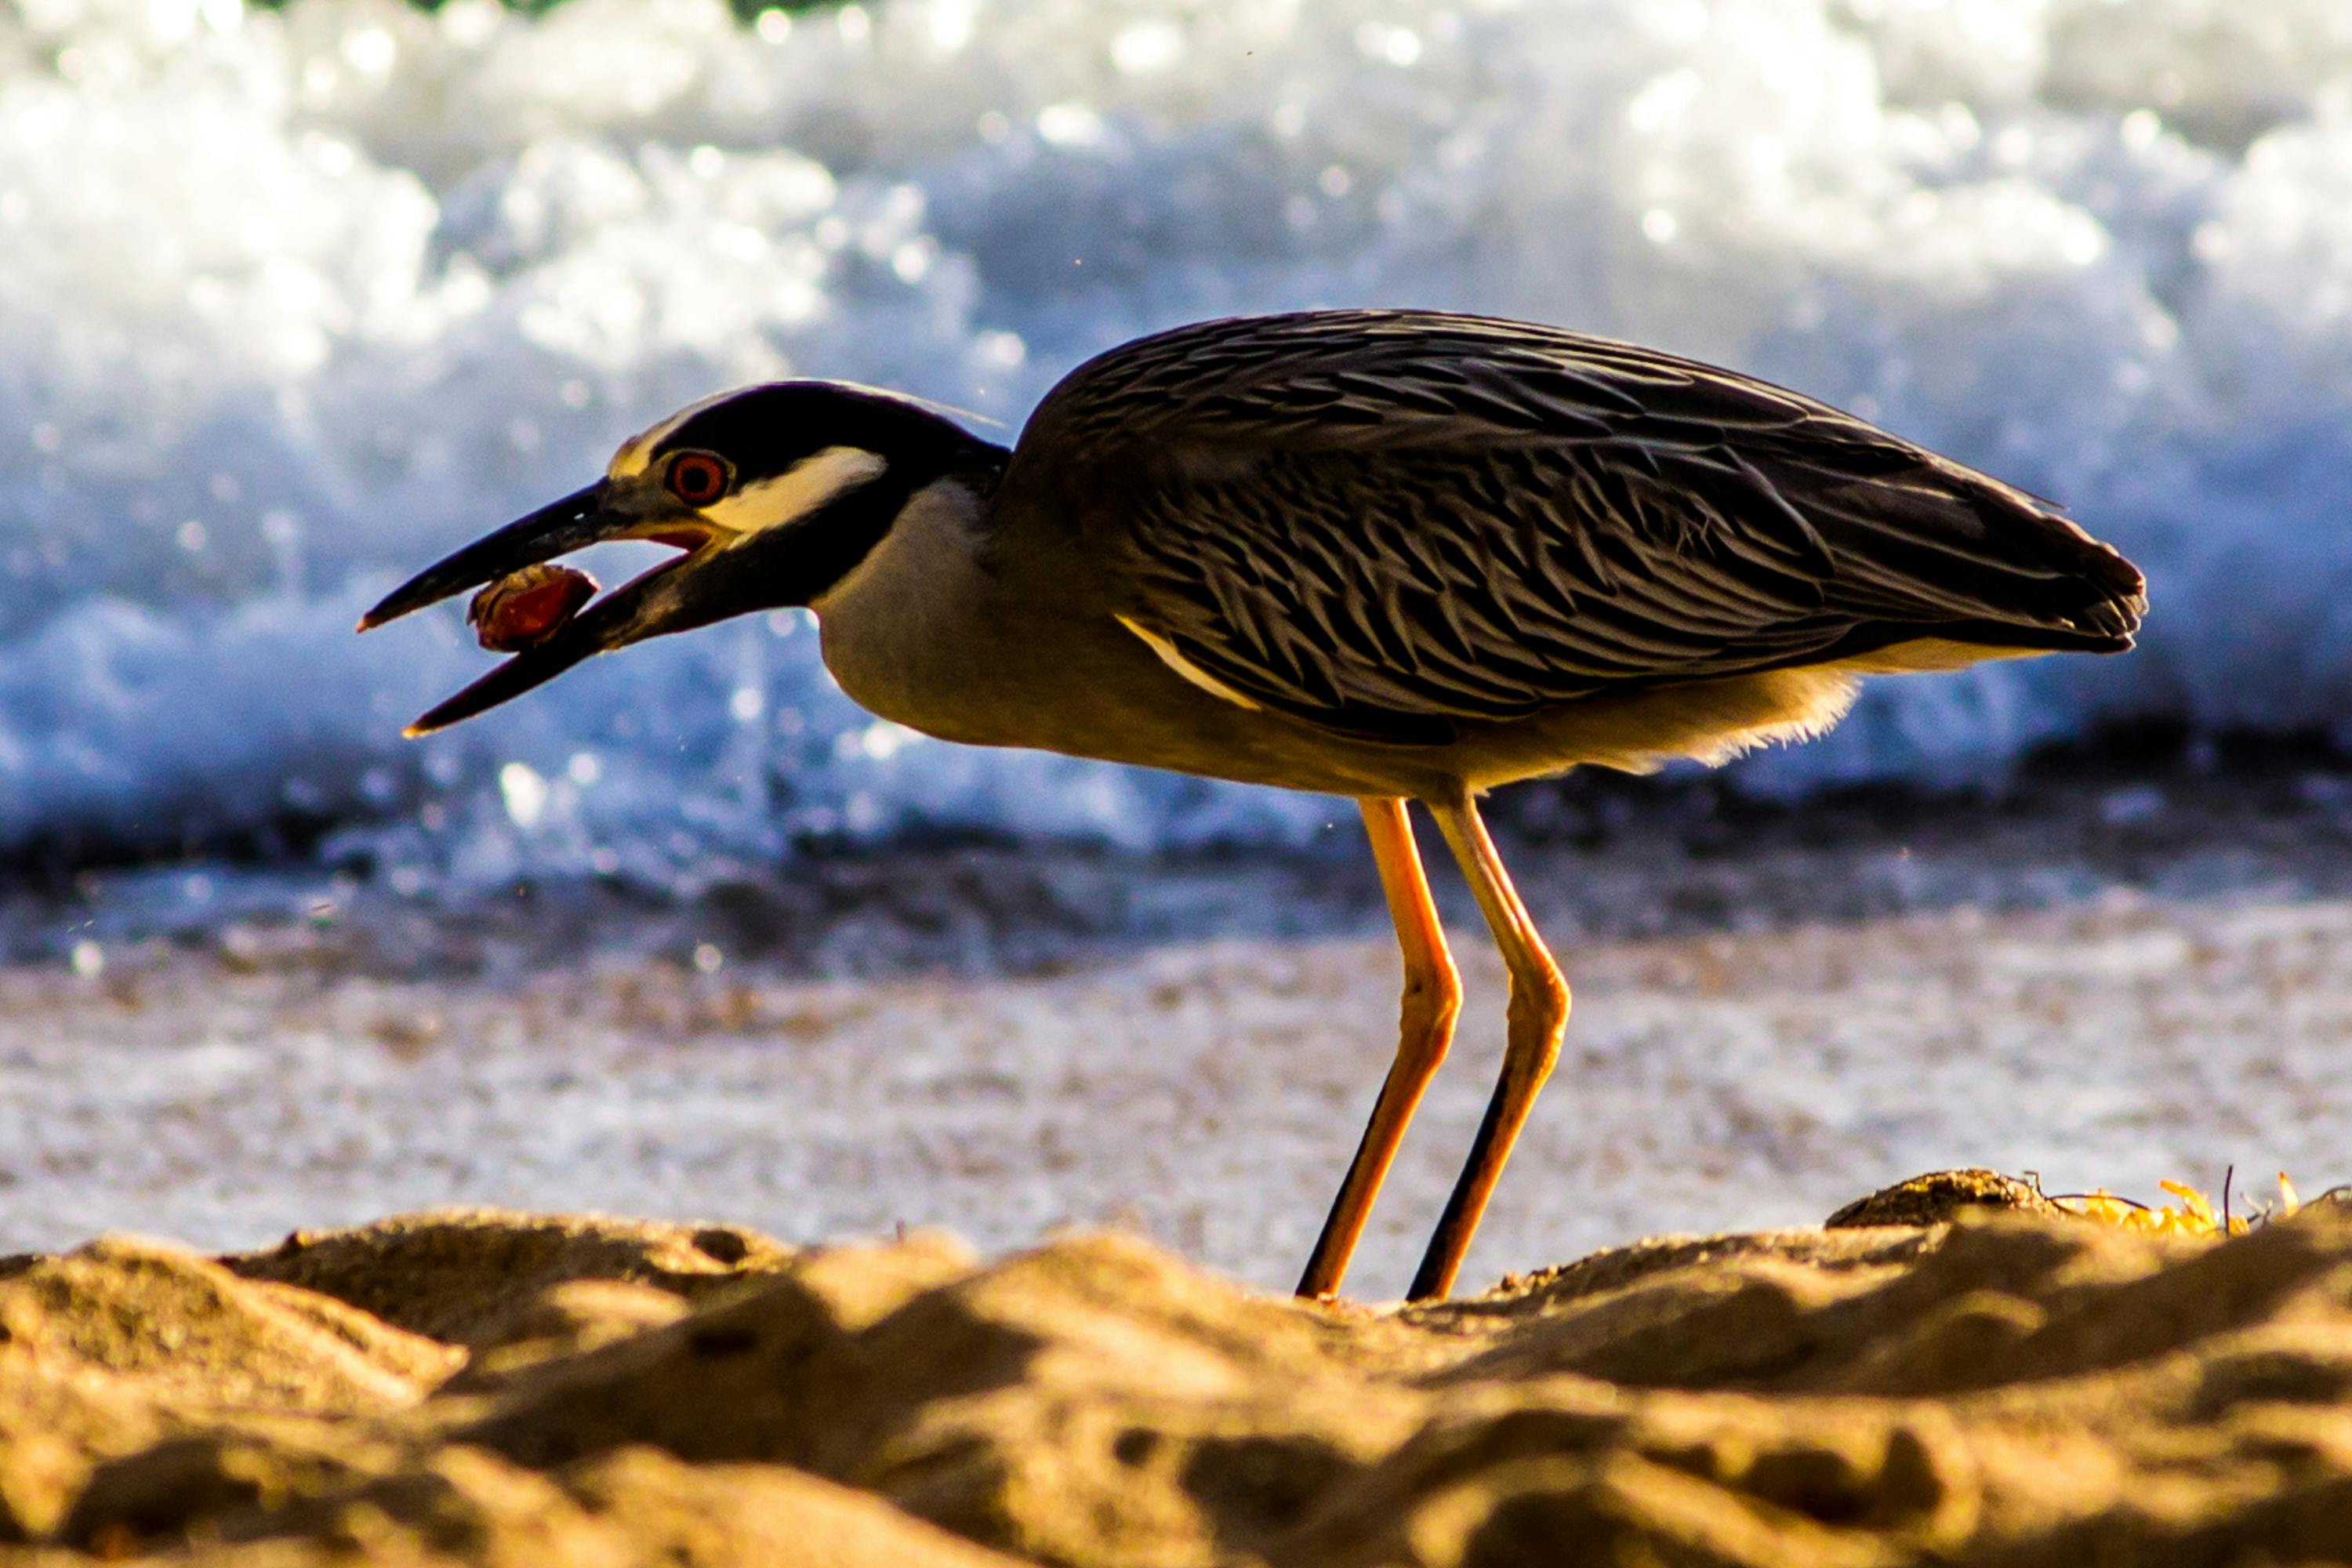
3, 0, 2349, 895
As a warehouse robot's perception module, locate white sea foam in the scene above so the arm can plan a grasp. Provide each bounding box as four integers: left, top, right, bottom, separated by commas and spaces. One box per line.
2, 0, 2348, 877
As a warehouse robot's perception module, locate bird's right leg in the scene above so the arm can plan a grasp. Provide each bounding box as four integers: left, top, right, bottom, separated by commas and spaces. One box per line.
1408, 791, 1570, 1301
1295, 797, 1462, 1300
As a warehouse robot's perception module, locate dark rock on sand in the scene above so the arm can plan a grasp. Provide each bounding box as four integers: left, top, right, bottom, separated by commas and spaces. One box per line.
1823, 1169, 2060, 1229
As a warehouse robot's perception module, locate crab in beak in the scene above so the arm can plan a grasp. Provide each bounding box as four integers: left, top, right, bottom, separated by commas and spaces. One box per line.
354, 477, 750, 735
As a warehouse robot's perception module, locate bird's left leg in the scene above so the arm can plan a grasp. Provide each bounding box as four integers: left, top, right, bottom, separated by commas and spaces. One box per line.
1295, 797, 1462, 1300
1408, 791, 1570, 1301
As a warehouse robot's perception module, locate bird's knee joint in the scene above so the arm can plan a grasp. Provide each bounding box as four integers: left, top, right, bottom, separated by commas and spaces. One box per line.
1505, 971, 1570, 1039
1401, 965, 1463, 1033
1396, 997, 1459, 1076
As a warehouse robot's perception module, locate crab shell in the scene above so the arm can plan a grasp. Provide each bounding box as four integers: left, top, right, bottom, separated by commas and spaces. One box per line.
468, 563, 600, 652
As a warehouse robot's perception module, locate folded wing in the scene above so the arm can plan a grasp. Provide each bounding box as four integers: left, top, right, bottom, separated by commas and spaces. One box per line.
1016, 310, 2146, 745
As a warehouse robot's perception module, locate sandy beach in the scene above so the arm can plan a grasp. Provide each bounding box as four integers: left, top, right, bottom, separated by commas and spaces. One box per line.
5, 1185, 2352, 1563
5, 772, 2348, 1301
10, 0, 2352, 1555
1, 777, 2350, 1559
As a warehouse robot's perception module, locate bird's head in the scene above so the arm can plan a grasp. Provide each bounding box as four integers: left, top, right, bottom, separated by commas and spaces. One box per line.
358, 382, 1006, 735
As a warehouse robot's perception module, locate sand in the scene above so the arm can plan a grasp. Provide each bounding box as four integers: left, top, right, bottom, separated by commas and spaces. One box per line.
5, 777, 2352, 1560
2, 1185, 2350, 1564
5, 775, 2352, 1301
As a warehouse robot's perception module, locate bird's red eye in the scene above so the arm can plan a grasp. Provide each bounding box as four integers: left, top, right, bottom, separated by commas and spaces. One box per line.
666, 452, 729, 506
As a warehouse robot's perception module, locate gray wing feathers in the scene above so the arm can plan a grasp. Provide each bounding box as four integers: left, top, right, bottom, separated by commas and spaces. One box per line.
1120, 443, 1857, 740
1023, 310, 2145, 744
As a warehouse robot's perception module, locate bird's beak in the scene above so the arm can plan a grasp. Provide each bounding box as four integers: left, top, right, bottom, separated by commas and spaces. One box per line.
356, 481, 737, 736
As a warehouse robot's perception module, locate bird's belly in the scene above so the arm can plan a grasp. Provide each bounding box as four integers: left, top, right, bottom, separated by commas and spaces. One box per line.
807, 490, 1429, 792
822, 624, 1877, 804
1449, 664, 1867, 786
815, 592, 1457, 797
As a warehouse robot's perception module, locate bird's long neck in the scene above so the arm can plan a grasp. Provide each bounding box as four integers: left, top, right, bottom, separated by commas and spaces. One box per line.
782, 437, 1007, 608
809, 470, 1042, 745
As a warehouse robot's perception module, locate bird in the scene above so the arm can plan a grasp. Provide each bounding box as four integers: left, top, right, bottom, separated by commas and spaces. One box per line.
358, 309, 2146, 1302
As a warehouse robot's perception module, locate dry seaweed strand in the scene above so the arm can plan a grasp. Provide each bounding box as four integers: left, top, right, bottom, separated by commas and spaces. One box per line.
2045, 1172, 2306, 1239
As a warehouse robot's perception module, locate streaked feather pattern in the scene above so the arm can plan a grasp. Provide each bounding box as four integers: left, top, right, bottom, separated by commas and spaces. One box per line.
1014, 310, 2146, 745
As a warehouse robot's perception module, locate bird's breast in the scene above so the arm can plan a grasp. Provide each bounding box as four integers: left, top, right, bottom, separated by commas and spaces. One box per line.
810, 477, 1007, 742
811, 474, 1141, 757
806, 478, 1414, 789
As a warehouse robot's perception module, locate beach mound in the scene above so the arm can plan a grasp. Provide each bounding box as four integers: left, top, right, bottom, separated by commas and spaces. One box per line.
5, 1180, 2350, 1566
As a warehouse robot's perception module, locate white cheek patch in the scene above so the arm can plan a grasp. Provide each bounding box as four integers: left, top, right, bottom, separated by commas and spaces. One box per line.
705, 445, 891, 538
1116, 615, 1265, 710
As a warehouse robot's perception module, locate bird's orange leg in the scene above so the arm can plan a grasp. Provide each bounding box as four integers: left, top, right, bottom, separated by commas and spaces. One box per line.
1408, 793, 1570, 1301
1295, 797, 1462, 1300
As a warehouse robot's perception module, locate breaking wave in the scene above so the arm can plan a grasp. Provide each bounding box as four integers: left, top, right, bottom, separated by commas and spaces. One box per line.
4, 0, 2349, 883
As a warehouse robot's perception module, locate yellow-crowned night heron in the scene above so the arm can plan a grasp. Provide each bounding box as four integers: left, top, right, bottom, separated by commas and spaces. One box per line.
359, 309, 2146, 1301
